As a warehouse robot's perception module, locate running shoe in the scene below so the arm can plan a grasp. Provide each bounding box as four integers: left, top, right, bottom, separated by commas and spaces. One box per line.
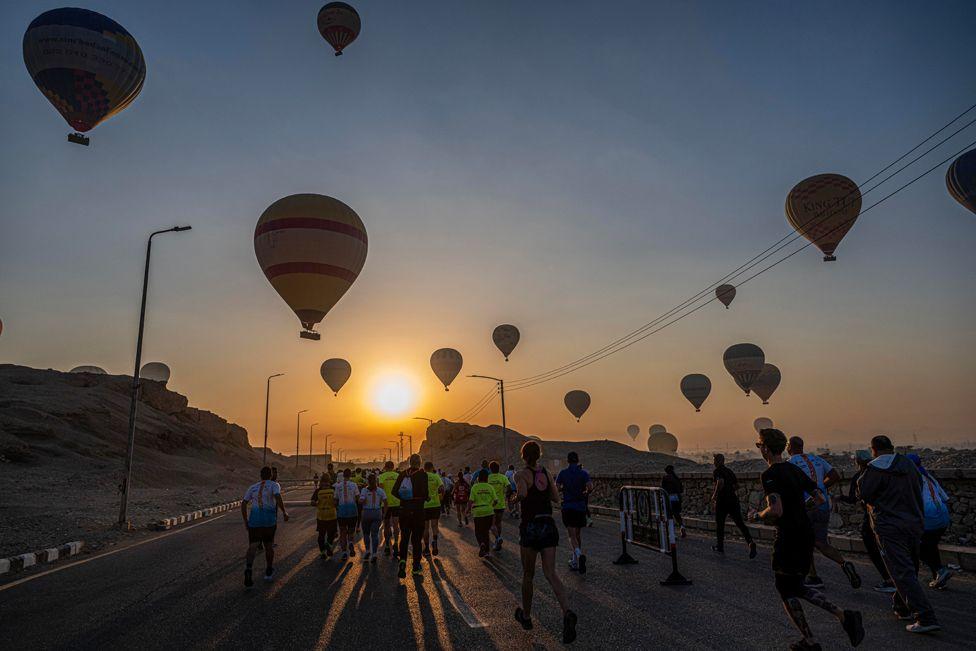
680, 528, 687, 538
348, 544, 356, 558
562, 609, 578, 644
711, 545, 724, 554
397, 560, 407, 579
804, 576, 825, 590
371, 554, 378, 563
479, 544, 488, 558
514, 607, 533, 631
432, 540, 439, 556
363, 552, 371, 562
320, 550, 329, 559
842, 561, 862, 589
748, 542, 757, 560
892, 609, 913, 621
264, 567, 275, 581
494, 538, 503, 552
412, 567, 423, 576
906, 620, 942, 634
341, 551, 349, 561
244, 568, 253, 588
384, 545, 391, 557
873, 581, 896, 593
929, 567, 953, 590
842, 610, 865, 647
578, 554, 587, 575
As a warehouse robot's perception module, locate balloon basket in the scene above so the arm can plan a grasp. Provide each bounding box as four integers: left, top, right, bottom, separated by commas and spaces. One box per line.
299, 330, 321, 341
822, 255, 836, 262
334, 50, 343, 57
68, 132, 90, 146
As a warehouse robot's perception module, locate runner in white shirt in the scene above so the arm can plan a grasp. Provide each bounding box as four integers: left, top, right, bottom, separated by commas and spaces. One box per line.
334, 468, 360, 560
241, 466, 289, 587
359, 473, 387, 562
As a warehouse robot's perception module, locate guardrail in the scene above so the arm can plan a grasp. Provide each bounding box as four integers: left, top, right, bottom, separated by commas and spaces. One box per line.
613, 486, 691, 586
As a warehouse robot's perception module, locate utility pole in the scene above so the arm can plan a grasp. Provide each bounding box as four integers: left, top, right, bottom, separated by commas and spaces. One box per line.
308, 422, 319, 474
262, 372, 284, 465
388, 440, 400, 464
118, 225, 192, 528
324, 433, 332, 463
469, 374, 508, 465
295, 409, 308, 469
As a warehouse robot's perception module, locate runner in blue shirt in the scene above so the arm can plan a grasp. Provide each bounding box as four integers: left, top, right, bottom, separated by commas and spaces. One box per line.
556, 452, 592, 574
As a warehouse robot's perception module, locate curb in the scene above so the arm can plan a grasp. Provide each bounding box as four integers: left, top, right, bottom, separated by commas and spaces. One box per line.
153, 500, 242, 531
0, 541, 84, 576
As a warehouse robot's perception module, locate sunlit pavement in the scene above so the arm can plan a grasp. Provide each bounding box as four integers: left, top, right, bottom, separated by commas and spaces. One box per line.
1, 491, 973, 650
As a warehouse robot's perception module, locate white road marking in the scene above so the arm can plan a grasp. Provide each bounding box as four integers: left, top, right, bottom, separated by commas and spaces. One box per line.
432, 567, 487, 628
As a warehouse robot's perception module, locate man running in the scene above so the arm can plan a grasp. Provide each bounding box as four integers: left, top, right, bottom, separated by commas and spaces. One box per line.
661, 465, 686, 538
755, 428, 864, 650
241, 466, 289, 587
441, 471, 453, 516
378, 461, 401, 557
556, 451, 592, 573
488, 461, 511, 551
310, 473, 338, 559
463, 466, 473, 485
422, 461, 444, 556
471, 469, 498, 557
335, 468, 360, 560
505, 464, 519, 518
393, 454, 429, 578
711, 453, 757, 558
787, 436, 860, 589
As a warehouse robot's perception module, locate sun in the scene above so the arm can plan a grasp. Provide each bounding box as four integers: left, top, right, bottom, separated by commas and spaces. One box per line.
370, 372, 417, 417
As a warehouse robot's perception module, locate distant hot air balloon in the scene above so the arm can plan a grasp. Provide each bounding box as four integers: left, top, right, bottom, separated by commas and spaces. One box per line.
320, 358, 352, 395
626, 424, 640, 440
715, 284, 736, 308
946, 149, 976, 215
23, 8, 146, 146
430, 348, 462, 391
680, 374, 711, 412
564, 390, 590, 422
786, 173, 862, 261
753, 417, 774, 433
752, 364, 781, 405
70, 365, 106, 374
254, 194, 367, 340
723, 343, 765, 395
648, 431, 678, 454
140, 362, 170, 385
317, 2, 361, 56
649, 424, 666, 436
492, 324, 520, 361
0, 318, 3, 338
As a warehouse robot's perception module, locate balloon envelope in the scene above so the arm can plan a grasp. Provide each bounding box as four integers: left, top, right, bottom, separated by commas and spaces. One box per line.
254, 194, 367, 338
946, 149, 976, 215
715, 284, 736, 308
723, 343, 765, 395
320, 358, 352, 395
317, 2, 361, 56
753, 417, 774, 433
23, 8, 146, 134
70, 365, 106, 374
140, 362, 170, 385
752, 364, 781, 405
648, 432, 678, 454
492, 324, 520, 361
786, 174, 861, 261
430, 348, 462, 391
626, 424, 640, 440
649, 424, 666, 435
564, 390, 590, 422
680, 374, 711, 412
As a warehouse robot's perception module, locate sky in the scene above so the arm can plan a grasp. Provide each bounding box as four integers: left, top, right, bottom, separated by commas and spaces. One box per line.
2, 1, 974, 462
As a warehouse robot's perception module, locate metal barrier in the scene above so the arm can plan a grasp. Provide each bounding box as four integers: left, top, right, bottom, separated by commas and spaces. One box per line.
613, 486, 691, 586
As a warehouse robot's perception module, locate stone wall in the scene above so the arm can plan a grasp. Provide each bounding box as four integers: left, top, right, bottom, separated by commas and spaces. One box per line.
590, 468, 976, 545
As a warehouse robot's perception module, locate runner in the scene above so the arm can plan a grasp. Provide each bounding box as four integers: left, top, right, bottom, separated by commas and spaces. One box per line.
463, 466, 473, 485
505, 464, 519, 518
241, 466, 289, 587
453, 470, 471, 527
661, 465, 687, 538
310, 473, 338, 559
488, 461, 511, 551
441, 471, 453, 516
556, 451, 592, 574
755, 428, 864, 650
513, 441, 577, 644
335, 468, 360, 560
353, 467, 367, 546
908, 453, 954, 589
787, 436, 860, 589
392, 453, 429, 578
422, 461, 444, 557
378, 460, 401, 557
711, 453, 757, 558
359, 472, 387, 562
836, 450, 895, 592
470, 469, 498, 557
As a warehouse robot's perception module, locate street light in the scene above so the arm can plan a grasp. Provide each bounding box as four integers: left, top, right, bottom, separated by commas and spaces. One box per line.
295, 409, 309, 469
324, 433, 332, 463
262, 372, 284, 465
118, 225, 192, 528
308, 422, 319, 473
413, 416, 434, 460
388, 440, 400, 464
469, 374, 508, 465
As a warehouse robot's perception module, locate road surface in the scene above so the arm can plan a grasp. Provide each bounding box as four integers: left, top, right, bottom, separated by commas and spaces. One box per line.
2, 490, 973, 649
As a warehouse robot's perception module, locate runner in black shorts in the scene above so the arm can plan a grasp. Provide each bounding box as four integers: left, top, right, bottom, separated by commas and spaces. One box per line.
755, 428, 864, 650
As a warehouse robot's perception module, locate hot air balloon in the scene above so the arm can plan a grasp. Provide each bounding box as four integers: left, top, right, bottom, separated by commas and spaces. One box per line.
626, 424, 640, 440
254, 194, 367, 340
140, 362, 170, 385
564, 390, 590, 422
317, 2, 361, 56
946, 149, 976, 215
492, 324, 520, 361
715, 284, 736, 308
70, 365, 106, 374
753, 417, 774, 433
680, 374, 711, 412
723, 343, 765, 395
0, 318, 3, 338
752, 363, 781, 405
320, 358, 351, 395
786, 173, 862, 261
649, 424, 666, 435
430, 348, 462, 391
648, 431, 678, 454
23, 8, 146, 146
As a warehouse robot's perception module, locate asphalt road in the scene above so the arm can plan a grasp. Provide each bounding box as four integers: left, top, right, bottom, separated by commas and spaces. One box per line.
2, 491, 974, 650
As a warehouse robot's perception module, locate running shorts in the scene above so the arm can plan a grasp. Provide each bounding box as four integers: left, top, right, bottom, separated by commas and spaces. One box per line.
424, 507, 441, 521
248, 526, 277, 544
774, 571, 808, 600
561, 509, 586, 528
519, 515, 559, 551
771, 534, 813, 576
384, 506, 400, 520
316, 519, 338, 536
338, 516, 358, 528
807, 509, 830, 544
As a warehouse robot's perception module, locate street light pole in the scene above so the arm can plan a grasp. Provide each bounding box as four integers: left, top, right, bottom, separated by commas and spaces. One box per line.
118, 225, 192, 528
262, 372, 284, 465
295, 409, 308, 469
469, 374, 508, 465
412, 416, 434, 461
388, 440, 400, 464
308, 422, 319, 473
324, 433, 332, 463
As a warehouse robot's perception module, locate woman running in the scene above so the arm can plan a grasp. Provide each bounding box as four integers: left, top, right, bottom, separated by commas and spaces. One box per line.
359, 473, 387, 562
453, 470, 471, 527
513, 441, 577, 644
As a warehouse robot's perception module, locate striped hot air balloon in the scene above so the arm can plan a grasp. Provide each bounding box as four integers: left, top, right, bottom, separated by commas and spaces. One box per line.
317, 2, 361, 56
786, 174, 861, 261
254, 194, 367, 340
723, 343, 765, 395
23, 7, 146, 145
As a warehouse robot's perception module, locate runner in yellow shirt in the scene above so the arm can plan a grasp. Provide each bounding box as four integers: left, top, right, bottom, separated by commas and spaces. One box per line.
310, 475, 338, 558
470, 469, 499, 557
423, 461, 445, 556
488, 461, 511, 551
378, 461, 401, 557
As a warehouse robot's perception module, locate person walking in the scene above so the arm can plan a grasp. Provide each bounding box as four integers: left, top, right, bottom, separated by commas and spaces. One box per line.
453, 470, 471, 527
310, 474, 338, 559
393, 454, 429, 578
754, 428, 865, 651
470, 469, 498, 557
711, 454, 757, 558
335, 468, 360, 560
378, 461, 401, 558
359, 473, 387, 562
513, 441, 578, 644
858, 435, 940, 634
488, 461, 511, 552
556, 451, 592, 573
907, 453, 954, 590
241, 466, 289, 587
661, 465, 686, 538
422, 461, 445, 557
787, 436, 860, 589
836, 450, 895, 592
